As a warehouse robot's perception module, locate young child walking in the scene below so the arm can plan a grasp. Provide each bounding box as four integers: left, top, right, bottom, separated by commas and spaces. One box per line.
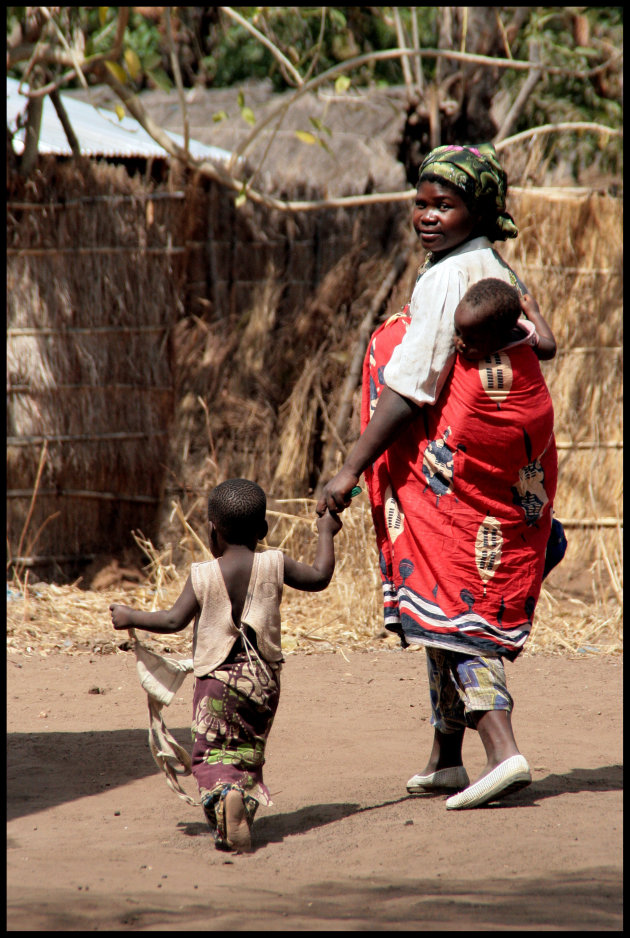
111, 478, 342, 851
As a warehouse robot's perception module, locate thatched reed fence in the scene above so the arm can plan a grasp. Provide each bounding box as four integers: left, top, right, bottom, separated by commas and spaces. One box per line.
7, 158, 186, 578
7, 154, 622, 602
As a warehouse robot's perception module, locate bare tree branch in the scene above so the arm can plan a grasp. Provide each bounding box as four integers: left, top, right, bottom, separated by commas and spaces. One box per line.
19, 84, 43, 177
37, 6, 90, 94
302, 7, 327, 83
495, 121, 623, 152
12, 7, 130, 98
165, 8, 189, 155
50, 87, 81, 156
410, 8, 423, 94
494, 40, 542, 144
393, 9, 413, 97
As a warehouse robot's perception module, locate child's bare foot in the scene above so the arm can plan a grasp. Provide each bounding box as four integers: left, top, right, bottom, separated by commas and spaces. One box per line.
225, 789, 252, 853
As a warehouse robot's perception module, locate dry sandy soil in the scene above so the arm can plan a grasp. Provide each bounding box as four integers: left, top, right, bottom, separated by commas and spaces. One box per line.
7, 647, 622, 931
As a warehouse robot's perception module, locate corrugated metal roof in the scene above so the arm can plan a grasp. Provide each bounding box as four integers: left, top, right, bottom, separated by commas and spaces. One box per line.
6, 77, 232, 163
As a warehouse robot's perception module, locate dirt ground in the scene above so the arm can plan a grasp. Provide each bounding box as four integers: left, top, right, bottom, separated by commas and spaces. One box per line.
7, 646, 622, 931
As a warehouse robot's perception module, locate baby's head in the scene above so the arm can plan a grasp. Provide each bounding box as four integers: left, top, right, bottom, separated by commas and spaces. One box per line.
207, 478, 268, 547
454, 278, 521, 360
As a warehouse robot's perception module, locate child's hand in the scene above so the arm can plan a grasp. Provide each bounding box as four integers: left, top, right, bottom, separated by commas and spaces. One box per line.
520, 293, 540, 320
317, 508, 343, 537
110, 604, 134, 631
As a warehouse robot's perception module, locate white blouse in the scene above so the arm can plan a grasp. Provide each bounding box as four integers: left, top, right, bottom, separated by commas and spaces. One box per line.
383, 236, 528, 406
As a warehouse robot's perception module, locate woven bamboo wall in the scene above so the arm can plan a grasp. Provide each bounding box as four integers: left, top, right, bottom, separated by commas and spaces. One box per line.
7, 158, 185, 578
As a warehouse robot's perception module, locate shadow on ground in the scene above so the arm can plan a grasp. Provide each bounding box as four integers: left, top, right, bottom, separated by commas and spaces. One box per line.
6, 867, 623, 931
7, 724, 623, 822
177, 795, 417, 845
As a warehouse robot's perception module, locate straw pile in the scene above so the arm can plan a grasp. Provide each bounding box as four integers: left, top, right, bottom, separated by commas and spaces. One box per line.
6, 493, 621, 660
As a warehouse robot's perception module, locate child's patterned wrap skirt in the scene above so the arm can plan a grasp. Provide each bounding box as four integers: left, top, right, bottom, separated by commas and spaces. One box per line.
191, 648, 281, 848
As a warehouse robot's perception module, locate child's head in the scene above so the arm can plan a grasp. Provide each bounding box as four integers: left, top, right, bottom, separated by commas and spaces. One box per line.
454, 277, 521, 360
207, 478, 268, 546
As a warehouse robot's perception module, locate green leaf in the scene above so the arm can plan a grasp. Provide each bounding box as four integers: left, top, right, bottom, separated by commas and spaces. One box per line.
114, 104, 125, 121
240, 106, 256, 126
142, 51, 162, 71
334, 75, 351, 94
237, 90, 245, 109
98, 7, 109, 27
309, 117, 332, 136
317, 137, 333, 156
212, 110, 229, 123
295, 130, 317, 145
234, 192, 247, 208
329, 9, 347, 29
146, 68, 173, 92
104, 60, 128, 85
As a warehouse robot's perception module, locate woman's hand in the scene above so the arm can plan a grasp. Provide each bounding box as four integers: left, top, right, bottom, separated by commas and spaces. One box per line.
315, 467, 359, 516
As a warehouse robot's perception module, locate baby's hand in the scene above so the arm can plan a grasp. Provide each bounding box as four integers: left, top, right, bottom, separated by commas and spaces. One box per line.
520, 293, 540, 320
110, 604, 133, 630
317, 508, 343, 537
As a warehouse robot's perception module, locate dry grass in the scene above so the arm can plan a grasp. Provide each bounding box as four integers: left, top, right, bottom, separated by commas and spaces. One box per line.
6, 495, 622, 661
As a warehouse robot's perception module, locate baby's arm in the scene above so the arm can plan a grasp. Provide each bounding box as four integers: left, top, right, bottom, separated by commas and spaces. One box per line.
283, 510, 343, 592
110, 575, 199, 634
520, 294, 557, 360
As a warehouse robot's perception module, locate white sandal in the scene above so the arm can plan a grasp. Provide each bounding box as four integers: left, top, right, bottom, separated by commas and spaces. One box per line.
445, 755, 531, 809
406, 765, 469, 793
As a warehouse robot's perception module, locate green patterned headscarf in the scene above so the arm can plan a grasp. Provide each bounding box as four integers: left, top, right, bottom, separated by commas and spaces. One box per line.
418, 143, 518, 242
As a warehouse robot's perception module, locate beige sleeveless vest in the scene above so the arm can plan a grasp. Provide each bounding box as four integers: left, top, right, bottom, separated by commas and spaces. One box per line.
190, 549, 284, 677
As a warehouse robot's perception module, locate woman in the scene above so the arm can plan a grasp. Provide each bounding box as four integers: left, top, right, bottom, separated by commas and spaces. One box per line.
317, 144, 557, 810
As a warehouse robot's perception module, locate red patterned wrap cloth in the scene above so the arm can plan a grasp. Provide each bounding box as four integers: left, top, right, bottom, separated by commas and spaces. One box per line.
362, 312, 557, 662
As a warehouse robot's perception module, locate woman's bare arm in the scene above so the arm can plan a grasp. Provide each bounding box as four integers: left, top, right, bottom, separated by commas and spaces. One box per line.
316, 386, 419, 515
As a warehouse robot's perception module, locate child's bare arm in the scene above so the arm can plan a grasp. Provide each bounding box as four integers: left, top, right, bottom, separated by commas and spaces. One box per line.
283, 510, 343, 592
110, 576, 199, 634
520, 294, 557, 360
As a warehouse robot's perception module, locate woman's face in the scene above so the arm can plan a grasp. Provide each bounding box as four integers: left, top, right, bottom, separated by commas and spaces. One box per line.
413, 180, 480, 259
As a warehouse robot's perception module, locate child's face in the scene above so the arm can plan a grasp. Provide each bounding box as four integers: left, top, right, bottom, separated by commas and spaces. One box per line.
454, 301, 496, 361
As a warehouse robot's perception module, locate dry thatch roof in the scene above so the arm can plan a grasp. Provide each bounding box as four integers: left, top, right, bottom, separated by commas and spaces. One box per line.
66, 81, 410, 198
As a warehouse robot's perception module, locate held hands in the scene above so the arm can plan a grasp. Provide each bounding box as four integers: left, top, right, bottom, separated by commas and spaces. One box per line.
316, 507, 343, 537
315, 467, 359, 516
110, 603, 134, 631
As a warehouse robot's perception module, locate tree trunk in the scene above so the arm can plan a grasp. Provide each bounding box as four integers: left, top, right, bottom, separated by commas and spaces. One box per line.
19, 90, 43, 177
